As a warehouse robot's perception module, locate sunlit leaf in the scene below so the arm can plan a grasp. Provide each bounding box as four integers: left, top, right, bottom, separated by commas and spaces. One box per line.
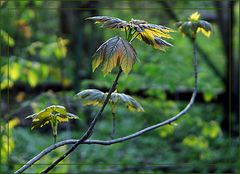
189, 11, 200, 21
8, 118, 20, 129
87, 16, 174, 51
26, 105, 79, 139
183, 135, 208, 150
10, 63, 20, 80
75, 89, 105, 106
28, 70, 38, 87
54, 37, 69, 59
202, 121, 221, 139
115, 93, 144, 112
177, 12, 212, 38
76, 89, 144, 112
92, 36, 137, 75
0, 29, 15, 47
159, 125, 175, 138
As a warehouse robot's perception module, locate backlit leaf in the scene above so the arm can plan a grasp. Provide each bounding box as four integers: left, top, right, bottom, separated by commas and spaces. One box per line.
92, 36, 137, 75
177, 12, 212, 38
76, 89, 105, 106
76, 89, 144, 112
116, 93, 144, 112
26, 105, 79, 137
87, 16, 174, 51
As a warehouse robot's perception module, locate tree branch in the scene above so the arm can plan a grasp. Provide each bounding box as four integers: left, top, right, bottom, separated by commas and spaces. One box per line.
15, 41, 198, 174
39, 68, 122, 173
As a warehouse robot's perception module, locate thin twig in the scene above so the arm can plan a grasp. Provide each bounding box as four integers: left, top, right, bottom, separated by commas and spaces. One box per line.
15, 41, 198, 174
110, 111, 116, 139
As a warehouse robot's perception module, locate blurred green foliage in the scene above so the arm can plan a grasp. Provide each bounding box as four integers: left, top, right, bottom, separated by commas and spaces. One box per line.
0, 0, 239, 173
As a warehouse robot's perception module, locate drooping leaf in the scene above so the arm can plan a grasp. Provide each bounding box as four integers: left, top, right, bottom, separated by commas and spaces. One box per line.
92, 36, 137, 75
115, 93, 144, 112
76, 89, 105, 106
76, 89, 144, 112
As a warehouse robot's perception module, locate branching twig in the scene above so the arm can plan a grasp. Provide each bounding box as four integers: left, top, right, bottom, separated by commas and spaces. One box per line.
40, 68, 122, 173
15, 41, 198, 174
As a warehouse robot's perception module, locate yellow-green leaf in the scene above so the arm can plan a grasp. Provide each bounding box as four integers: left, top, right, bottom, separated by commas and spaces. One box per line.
92, 36, 137, 75
76, 89, 105, 106
87, 16, 174, 51
25, 105, 78, 131
76, 89, 144, 112
28, 70, 38, 87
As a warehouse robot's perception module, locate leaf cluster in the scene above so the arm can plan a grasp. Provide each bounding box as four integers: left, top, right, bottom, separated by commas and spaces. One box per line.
26, 105, 79, 139
87, 16, 174, 51
176, 12, 212, 38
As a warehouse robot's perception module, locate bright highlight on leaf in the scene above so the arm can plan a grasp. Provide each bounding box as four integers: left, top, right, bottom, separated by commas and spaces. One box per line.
87, 16, 174, 51
176, 12, 212, 39
189, 12, 200, 21
92, 36, 137, 75
25, 105, 79, 142
76, 89, 144, 112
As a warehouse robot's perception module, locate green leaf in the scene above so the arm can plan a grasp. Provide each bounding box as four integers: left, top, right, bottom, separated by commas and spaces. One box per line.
28, 70, 38, 87
87, 16, 174, 51
0, 29, 15, 47
76, 89, 144, 112
25, 105, 79, 132
202, 121, 221, 139
76, 89, 105, 106
116, 93, 144, 112
92, 36, 137, 75
9, 63, 20, 80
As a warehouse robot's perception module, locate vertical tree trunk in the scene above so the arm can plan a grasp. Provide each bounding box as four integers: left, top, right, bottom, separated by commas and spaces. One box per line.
214, 1, 238, 137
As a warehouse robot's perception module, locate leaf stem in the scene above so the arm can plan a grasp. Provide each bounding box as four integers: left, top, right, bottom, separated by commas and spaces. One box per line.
130, 33, 139, 43
110, 111, 116, 139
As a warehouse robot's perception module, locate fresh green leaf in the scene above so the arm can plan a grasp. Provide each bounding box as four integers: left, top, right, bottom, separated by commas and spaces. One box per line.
92, 36, 137, 75
76, 89, 144, 112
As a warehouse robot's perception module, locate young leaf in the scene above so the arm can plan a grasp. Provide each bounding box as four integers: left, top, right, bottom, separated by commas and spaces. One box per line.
86, 16, 128, 29
76, 89, 144, 112
26, 105, 79, 141
115, 93, 144, 112
75, 89, 105, 106
92, 36, 137, 75
177, 12, 212, 39
87, 16, 174, 51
